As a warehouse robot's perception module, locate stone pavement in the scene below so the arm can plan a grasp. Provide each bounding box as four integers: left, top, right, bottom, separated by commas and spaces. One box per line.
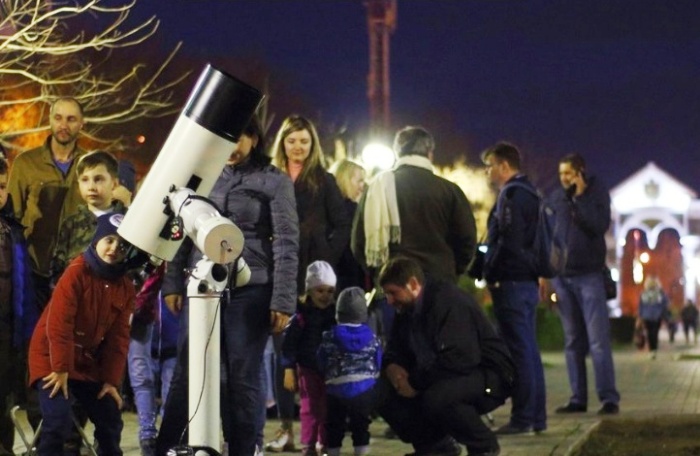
12, 340, 700, 455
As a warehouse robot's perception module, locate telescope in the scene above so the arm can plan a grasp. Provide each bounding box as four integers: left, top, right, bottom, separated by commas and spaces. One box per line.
119, 64, 263, 456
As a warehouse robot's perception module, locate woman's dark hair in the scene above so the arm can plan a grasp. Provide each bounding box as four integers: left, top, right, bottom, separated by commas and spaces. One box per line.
244, 115, 270, 167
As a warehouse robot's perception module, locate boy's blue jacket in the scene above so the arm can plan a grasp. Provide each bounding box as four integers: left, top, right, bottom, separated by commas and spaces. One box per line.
318, 323, 382, 398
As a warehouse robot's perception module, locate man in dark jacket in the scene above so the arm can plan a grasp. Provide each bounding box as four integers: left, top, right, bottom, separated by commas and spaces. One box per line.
351, 126, 477, 283
376, 257, 512, 456
482, 142, 547, 435
548, 153, 620, 416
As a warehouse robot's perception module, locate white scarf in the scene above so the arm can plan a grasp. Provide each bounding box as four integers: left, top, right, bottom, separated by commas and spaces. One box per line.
363, 155, 434, 267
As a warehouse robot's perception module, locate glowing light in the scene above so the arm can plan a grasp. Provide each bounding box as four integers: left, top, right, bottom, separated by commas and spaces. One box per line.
550, 293, 557, 303
474, 279, 487, 289
136, 135, 146, 144
361, 143, 395, 171
633, 258, 644, 284
639, 252, 650, 264
610, 267, 620, 282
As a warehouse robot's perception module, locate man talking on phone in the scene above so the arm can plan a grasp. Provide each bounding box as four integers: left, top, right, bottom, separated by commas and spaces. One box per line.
548, 153, 621, 416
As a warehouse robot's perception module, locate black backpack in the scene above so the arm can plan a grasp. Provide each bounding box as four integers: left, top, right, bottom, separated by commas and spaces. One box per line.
498, 182, 567, 278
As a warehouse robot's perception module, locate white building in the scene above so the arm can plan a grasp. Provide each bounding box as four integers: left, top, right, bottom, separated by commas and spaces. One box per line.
610, 162, 700, 302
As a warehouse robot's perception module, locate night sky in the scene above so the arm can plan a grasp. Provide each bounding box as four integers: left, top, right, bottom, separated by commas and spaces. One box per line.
125, 0, 700, 192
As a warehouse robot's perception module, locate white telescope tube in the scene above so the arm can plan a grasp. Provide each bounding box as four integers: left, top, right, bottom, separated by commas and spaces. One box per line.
118, 65, 263, 261
168, 188, 244, 265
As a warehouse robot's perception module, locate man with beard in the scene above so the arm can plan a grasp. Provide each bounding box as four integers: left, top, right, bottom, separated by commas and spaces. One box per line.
7, 97, 88, 449
376, 257, 512, 456
9, 96, 88, 311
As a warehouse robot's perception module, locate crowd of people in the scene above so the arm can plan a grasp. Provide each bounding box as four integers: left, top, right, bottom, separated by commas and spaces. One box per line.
1, 95, 698, 456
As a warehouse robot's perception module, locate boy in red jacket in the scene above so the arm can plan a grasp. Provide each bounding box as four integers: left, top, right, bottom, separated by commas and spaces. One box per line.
28, 213, 135, 455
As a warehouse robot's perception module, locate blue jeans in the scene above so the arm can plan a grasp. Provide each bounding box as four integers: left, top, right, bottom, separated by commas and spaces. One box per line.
157, 284, 272, 456
490, 281, 546, 430
128, 322, 177, 441
37, 380, 123, 456
552, 273, 620, 406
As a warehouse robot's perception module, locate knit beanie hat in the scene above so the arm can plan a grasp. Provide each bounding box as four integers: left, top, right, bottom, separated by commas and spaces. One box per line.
336, 286, 368, 324
305, 260, 337, 291
93, 213, 124, 246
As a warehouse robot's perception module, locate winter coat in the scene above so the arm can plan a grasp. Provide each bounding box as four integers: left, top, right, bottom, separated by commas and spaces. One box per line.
384, 278, 515, 394
639, 288, 669, 321
8, 137, 87, 276
547, 175, 610, 276
51, 200, 127, 284
281, 301, 336, 372
484, 175, 539, 283
28, 255, 134, 387
162, 161, 299, 315
317, 323, 382, 398
0, 200, 36, 347
352, 163, 477, 283
293, 169, 351, 293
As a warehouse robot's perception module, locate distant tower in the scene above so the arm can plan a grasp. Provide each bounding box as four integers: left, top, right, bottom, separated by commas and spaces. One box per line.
364, 0, 396, 138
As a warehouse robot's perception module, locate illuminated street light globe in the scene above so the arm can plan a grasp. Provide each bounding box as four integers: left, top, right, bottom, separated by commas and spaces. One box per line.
361, 143, 395, 171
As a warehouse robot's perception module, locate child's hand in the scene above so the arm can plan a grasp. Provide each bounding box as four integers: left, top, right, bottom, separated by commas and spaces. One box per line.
270, 311, 291, 335
283, 368, 297, 392
42, 371, 69, 399
97, 383, 123, 409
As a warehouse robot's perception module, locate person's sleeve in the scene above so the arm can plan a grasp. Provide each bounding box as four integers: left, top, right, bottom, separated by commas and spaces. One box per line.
7, 156, 27, 222
269, 175, 300, 315
161, 237, 193, 297
50, 218, 71, 286
350, 190, 368, 271
324, 173, 352, 266
409, 297, 481, 390
382, 312, 411, 369
45, 264, 82, 373
449, 184, 477, 275
99, 282, 135, 386
572, 183, 611, 236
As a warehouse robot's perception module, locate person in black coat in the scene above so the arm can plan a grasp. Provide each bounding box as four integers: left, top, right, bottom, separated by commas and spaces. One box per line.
376, 257, 512, 456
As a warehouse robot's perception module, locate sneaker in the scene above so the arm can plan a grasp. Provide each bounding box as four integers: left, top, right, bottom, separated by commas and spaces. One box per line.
494, 423, 534, 436
554, 402, 587, 414
597, 402, 620, 415
265, 428, 296, 452
254, 445, 264, 456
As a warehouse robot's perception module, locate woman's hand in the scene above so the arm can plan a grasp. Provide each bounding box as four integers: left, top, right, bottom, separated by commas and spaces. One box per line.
164, 294, 184, 315
42, 371, 69, 399
283, 368, 297, 392
270, 311, 291, 335
97, 383, 123, 409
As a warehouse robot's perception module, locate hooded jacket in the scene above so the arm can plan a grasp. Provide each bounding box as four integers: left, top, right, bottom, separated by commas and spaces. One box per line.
317, 323, 382, 398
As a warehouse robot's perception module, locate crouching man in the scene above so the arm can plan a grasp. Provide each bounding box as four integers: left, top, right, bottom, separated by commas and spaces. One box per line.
376, 257, 514, 456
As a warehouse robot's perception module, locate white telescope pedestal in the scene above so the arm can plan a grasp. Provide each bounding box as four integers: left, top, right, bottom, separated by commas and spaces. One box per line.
186, 258, 228, 456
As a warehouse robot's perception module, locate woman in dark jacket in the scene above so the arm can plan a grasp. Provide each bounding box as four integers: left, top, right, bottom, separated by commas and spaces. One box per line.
271, 114, 351, 290
266, 115, 351, 451
157, 116, 300, 456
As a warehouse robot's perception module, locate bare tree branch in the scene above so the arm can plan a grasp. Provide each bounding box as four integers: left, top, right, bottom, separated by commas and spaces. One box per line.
0, 0, 189, 146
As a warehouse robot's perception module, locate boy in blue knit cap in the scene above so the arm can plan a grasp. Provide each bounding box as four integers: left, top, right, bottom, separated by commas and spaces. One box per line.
318, 286, 382, 456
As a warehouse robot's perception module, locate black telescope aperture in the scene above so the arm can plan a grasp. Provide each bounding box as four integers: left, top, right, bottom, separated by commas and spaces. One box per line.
184, 64, 264, 142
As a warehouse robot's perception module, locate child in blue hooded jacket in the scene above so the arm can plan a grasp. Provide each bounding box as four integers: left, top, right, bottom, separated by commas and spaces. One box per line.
318, 286, 382, 456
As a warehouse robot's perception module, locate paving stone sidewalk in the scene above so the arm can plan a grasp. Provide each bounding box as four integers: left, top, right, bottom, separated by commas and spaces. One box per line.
13, 341, 700, 455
